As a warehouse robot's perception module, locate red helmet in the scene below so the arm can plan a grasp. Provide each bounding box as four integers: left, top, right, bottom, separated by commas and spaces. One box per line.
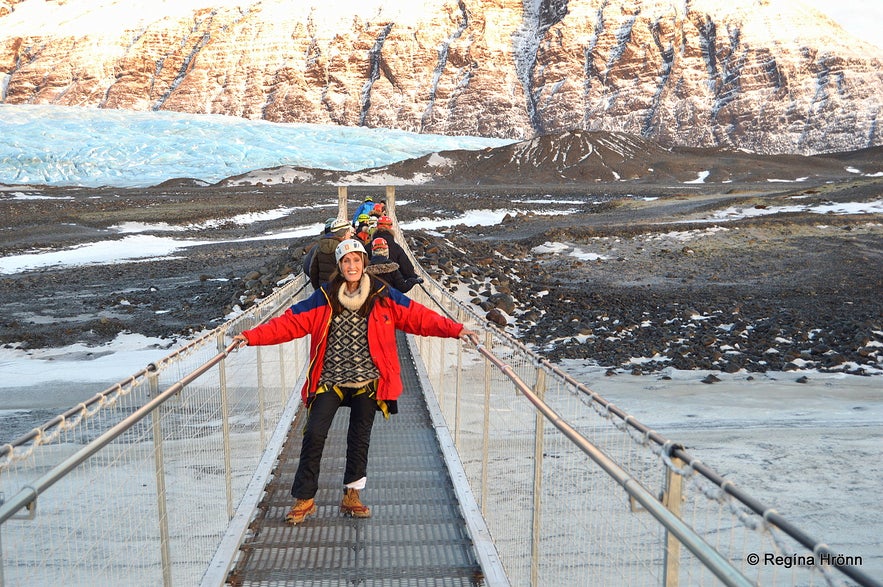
372, 203, 383, 213
377, 215, 392, 226
372, 237, 388, 249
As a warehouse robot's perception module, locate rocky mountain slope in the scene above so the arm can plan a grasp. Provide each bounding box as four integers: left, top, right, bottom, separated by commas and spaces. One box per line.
219, 131, 883, 187
1, 0, 881, 155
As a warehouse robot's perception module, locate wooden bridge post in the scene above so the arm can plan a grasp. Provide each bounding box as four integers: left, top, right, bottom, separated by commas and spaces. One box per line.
217, 334, 234, 520
480, 330, 492, 514
337, 185, 348, 220
530, 368, 547, 587
385, 185, 405, 246
436, 334, 445, 408
149, 370, 173, 587
454, 307, 464, 448
279, 345, 288, 411
663, 456, 686, 587
385, 185, 395, 211
256, 346, 266, 447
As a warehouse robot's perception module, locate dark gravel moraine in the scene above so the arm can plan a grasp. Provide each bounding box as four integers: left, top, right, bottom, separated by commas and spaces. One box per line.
1, 178, 881, 377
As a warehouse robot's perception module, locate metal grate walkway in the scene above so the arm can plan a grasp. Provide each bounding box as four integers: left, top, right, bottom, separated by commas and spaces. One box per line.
227, 332, 484, 586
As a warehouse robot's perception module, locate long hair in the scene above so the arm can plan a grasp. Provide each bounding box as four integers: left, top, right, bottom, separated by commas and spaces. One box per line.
326, 253, 388, 318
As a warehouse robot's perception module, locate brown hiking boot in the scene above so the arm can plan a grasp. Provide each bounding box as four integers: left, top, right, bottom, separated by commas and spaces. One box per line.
340, 488, 371, 518
285, 498, 316, 525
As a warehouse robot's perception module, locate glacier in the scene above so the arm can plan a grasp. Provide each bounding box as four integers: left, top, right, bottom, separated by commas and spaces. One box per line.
0, 104, 514, 188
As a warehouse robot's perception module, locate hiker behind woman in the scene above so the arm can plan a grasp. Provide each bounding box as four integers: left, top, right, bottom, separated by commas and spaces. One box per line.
233, 239, 479, 524
370, 215, 421, 284
308, 218, 353, 289
369, 202, 384, 219
368, 238, 420, 293
354, 227, 372, 245
350, 195, 376, 225
354, 212, 371, 233
302, 217, 337, 276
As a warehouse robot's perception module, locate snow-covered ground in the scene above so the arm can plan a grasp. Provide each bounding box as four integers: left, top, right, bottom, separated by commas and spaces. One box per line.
563, 362, 883, 578
0, 204, 575, 274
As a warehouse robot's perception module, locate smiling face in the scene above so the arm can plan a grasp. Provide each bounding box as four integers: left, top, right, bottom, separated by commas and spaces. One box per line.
339, 251, 365, 287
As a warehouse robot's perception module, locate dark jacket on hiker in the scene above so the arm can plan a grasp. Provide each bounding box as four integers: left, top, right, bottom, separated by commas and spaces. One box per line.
369, 229, 417, 280
367, 255, 419, 293
302, 241, 320, 276
309, 236, 340, 289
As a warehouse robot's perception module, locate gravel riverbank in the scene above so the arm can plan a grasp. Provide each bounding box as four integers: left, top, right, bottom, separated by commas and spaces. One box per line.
1, 178, 881, 377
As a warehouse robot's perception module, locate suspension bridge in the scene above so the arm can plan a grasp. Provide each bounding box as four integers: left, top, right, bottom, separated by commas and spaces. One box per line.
1, 188, 879, 586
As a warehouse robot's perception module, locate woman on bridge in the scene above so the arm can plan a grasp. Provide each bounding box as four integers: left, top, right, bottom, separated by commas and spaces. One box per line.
233, 239, 479, 524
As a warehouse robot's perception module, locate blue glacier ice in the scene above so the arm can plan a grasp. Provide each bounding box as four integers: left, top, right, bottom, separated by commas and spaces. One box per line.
0, 104, 514, 188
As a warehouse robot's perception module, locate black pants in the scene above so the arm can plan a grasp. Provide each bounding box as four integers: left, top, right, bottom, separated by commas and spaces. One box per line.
291, 386, 377, 499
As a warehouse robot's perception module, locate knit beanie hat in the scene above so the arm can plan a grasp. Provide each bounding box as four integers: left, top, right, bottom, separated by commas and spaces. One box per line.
372, 237, 389, 256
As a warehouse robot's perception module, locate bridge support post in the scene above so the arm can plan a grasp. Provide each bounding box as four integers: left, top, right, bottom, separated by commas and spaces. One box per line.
454, 308, 464, 448
385, 186, 407, 245
436, 335, 445, 408
663, 456, 686, 587
480, 331, 492, 515
218, 335, 234, 520
149, 371, 173, 587
1, 499, 5, 587
279, 344, 288, 406
530, 369, 547, 586
256, 346, 266, 448
337, 186, 348, 220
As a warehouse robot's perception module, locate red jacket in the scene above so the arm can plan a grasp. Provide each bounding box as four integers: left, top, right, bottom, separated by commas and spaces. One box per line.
241, 278, 464, 404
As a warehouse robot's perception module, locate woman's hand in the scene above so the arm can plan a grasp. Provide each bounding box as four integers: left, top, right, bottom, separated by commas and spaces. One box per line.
458, 327, 480, 346
232, 333, 249, 347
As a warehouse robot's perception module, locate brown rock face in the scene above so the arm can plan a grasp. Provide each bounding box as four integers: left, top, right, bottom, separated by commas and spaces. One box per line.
1, 0, 881, 155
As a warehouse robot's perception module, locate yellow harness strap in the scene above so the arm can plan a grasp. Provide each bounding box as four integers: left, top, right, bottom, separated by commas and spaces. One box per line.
310, 381, 389, 419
